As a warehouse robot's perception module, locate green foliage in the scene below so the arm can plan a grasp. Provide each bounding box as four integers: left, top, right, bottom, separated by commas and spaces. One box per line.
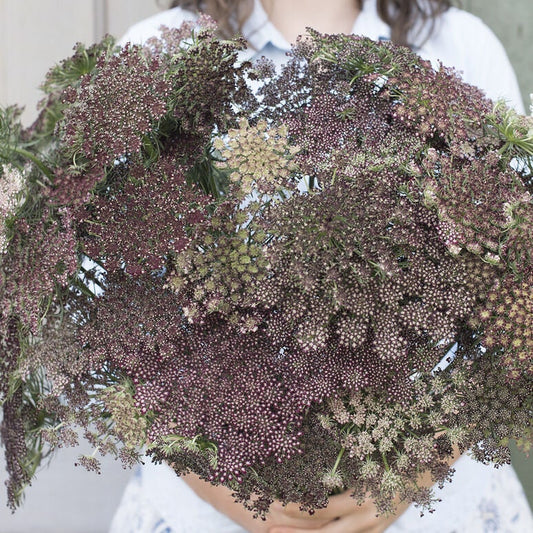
151, 434, 219, 470
486, 101, 533, 183
41, 37, 117, 95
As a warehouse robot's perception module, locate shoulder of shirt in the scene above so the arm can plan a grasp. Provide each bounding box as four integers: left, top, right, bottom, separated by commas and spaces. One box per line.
423, 6, 524, 112
118, 7, 198, 46
432, 6, 502, 45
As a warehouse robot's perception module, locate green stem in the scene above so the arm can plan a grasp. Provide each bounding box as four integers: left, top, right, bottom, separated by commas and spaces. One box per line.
72, 277, 100, 299
79, 265, 106, 289
12, 147, 54, 181
331, 446, 345, 475
51, 421, 67, 432
330, 168, 337, 186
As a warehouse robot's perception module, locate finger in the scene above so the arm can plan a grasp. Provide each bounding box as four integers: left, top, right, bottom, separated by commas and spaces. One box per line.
268, 526, 323, 533
271, 491, 360, 522
268, 504, 393, 533
314, 492, 369, 519
279, 492, 373, 521
269, 518, 383, 533
268, 521, 345, 533
269, 500, 337, 522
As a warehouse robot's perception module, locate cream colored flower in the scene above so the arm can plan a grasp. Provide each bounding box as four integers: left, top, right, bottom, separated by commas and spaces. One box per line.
214, 119, 300, 195
0, 164, 25, 254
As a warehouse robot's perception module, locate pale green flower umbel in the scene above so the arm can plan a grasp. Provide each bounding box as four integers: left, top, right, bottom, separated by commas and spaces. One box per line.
214, 118, 299, 197
0, 164, 25, 254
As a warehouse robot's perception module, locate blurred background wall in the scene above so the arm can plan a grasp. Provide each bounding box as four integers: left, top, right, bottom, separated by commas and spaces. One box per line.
0, 0, 161, 125
0, 1, 531, 531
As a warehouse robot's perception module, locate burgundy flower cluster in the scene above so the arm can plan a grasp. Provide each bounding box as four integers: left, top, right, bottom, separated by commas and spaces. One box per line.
0, 27, 531, 515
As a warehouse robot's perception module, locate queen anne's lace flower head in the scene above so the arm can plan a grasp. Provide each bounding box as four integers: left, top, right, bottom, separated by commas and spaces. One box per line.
0, 164, 25, 253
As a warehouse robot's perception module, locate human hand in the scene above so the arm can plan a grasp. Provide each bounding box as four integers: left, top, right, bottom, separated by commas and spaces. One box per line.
265, 444, 462, 533
180, 439, 460, 533
267, 490, 404, 533
182, 472, 404, 533
181, 472, 329, 533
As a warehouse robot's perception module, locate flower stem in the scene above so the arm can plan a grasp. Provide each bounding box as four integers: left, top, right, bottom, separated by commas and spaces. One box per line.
12, 147, 53, 181
331, 445, 345, 475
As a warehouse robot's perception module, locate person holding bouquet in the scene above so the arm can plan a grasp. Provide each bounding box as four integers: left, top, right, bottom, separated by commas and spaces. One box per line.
103, 1, 533, 531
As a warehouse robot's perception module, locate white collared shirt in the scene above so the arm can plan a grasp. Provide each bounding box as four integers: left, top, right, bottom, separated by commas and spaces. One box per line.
119, 0, 524, 112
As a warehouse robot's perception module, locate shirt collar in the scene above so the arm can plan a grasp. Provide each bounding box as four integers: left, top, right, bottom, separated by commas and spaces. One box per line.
242, 0, 289, 53
242, 0, 391, 55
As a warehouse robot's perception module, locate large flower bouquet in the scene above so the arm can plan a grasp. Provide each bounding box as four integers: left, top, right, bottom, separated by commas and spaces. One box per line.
1, 20, 532, 516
